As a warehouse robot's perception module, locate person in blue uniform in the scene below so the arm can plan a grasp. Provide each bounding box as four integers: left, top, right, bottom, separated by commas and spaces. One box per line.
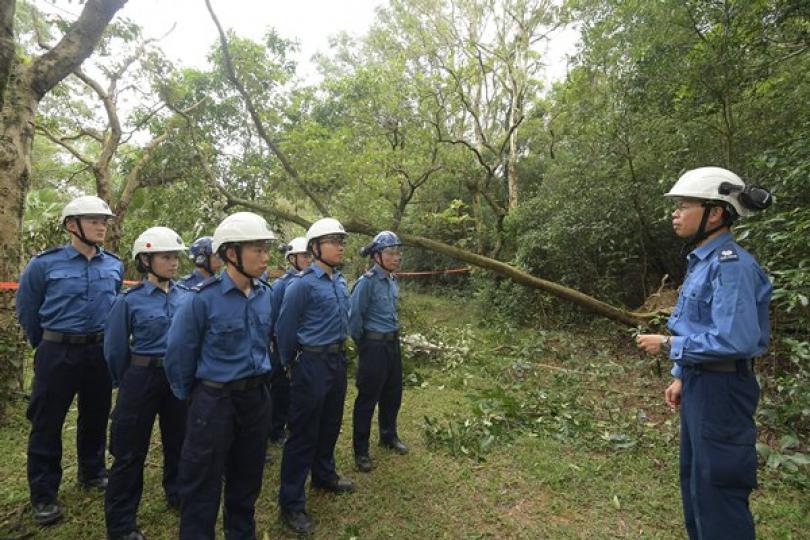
103, 227, 190, 540
164, 212, 276, 540
350, 231, 409, 473
180, 236, 223, 289
637, 167, 772, 540
268, 237, 311, 448
15, 195, 123, 526
276, 218, 354, 535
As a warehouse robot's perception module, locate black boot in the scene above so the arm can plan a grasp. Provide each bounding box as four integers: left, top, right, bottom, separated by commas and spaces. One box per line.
32, 502, 62, 526
280, 507, 314, 535
355, 454, 374, 473
380, 437, 409, 455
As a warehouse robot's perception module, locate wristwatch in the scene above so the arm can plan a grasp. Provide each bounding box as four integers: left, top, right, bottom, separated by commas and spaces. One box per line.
660, 335, 672, 353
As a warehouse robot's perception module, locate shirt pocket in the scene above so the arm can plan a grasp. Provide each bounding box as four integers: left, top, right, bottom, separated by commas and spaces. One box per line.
46, 269, 85, 296
208, 319, 247, 361
684, 282, 712, 322
94, 268, 121, 298
135, 313, 170, 345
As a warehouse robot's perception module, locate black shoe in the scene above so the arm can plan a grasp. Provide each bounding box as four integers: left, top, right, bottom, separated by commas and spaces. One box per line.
79, 476, 108, 490
32, 502, 63, 526
311, 476, 355, 494
355, 454, 374, 473
109, 531, 146, 540
380, 437, 409, 455
280, 507, 314, 535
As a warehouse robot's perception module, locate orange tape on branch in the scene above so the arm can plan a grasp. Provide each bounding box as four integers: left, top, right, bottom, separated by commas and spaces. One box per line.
395, 267, 471, 277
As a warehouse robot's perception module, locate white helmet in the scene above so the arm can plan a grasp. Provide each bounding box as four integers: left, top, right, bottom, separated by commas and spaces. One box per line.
665, 167, 752, 217
132, 227, 187, 259
285, 237, 308, 257
61, 195, 115, 223
305, 218, 347, 243
212, 212, 277, 253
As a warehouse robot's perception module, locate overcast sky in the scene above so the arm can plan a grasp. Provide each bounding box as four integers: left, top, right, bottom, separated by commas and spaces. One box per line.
40, 0, 579, 86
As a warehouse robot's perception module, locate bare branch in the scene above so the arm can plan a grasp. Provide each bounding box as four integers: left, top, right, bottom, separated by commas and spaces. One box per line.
36, 125, 95, 167
29, 0, 128, 99
204, 0, 329, 216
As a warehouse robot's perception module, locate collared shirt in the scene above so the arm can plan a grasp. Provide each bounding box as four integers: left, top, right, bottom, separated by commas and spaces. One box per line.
163, 271, 272, 400
667, 232, 772, 378
16, 243, 124, 347
103, 280, 190, 387
275, 263, 350, 366
349, 264, 399, 342
269, 268, 297, 340
179, 268, 209, 289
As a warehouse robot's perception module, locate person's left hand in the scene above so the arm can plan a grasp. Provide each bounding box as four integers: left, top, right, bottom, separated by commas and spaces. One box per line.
636, 334, 666, 354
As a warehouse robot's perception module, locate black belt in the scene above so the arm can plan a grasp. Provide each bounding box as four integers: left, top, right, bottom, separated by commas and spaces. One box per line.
364, 331, 399, 342
685, 359, 753, 373
42, 330, 103, 344
130, 354, 163, 368
200, 374, 268, 392
301, 342, 345, 354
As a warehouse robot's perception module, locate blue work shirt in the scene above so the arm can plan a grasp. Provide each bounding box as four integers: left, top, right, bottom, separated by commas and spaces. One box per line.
163, 271, 272, 400
275, 263, 350, 366
179, 268, 209, 289
269, 268, 297, 340
668, 232, 772, 378
16, 243, 124, 347
349, 264, 400, 342
103, 280, 190, 387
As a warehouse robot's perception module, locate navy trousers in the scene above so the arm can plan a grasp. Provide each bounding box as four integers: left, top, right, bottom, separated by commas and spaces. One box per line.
268, 352, 290, 442
27, 340, 111, 505
680, 362, 759, 540
105, 364, 187, 537
178, 382, 271, 540
352, 338, 403, 456
278, 350, 347, 512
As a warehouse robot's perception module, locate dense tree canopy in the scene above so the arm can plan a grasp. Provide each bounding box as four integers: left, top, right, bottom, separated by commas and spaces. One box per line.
1, 0, 808, 434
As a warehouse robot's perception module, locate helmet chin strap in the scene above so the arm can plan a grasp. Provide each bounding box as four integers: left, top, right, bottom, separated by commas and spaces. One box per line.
67, 218, 99, 248
373, 252, 396, 273
199, 256, 213, 276
143, 255, 172, 283
312, 241, 340, 270
222, 245, 261, 281
682, 203, 729, 255
288, 254, 304, 272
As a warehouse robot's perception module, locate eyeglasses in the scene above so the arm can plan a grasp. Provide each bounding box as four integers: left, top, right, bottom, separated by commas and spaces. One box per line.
320, 235, 346, 246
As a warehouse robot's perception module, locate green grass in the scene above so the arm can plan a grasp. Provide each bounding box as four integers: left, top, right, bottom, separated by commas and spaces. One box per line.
0, 289, 807, 538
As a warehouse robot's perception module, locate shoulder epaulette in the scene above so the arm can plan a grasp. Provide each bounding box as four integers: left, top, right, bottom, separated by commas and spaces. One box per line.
102, 249, 122, 261
363, 269, 375, 278
34, 246, 64, 258
175, 281, 191, 291
193, 275, 221, 291
280, 272, 291, 280
123, 282, 145, 294
718, 245, 739, 263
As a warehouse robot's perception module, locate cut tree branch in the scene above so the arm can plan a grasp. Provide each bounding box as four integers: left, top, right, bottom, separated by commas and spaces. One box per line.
204, 0, 329, 216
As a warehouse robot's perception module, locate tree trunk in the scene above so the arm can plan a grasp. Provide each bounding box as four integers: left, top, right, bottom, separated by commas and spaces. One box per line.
0, 0, 128, 416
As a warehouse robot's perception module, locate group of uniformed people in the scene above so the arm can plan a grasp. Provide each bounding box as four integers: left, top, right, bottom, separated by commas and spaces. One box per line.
16, 204, 409, 539
15, 165, 772, 540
